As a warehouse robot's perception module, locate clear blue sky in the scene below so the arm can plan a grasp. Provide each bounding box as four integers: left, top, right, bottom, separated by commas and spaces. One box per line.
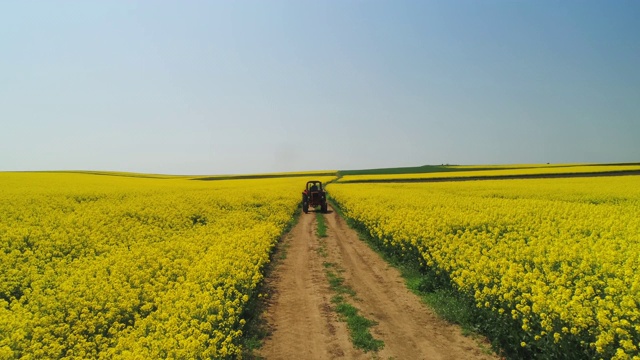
2, 1, 639, 175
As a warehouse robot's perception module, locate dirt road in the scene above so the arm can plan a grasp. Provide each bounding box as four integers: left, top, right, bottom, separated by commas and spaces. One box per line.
257, 206, 498, 360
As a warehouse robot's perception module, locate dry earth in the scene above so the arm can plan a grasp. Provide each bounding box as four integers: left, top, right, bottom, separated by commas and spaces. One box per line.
257, 205, 500, 360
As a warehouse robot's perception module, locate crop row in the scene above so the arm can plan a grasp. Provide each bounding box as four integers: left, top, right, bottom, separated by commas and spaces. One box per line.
328, 176, 640, 359
338, 164, 640, 182
0, 173, 334, 359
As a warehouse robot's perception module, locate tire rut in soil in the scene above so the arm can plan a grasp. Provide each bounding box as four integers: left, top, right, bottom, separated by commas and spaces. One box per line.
258, 207, 499, 360
257, 211, 361, 359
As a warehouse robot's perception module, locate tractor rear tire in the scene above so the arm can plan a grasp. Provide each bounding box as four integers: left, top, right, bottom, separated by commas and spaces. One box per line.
321, 202, 327, 213
303, 201, 309, 214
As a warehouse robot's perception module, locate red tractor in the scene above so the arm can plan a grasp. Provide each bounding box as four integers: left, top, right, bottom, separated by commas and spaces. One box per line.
302, 180, 327, 213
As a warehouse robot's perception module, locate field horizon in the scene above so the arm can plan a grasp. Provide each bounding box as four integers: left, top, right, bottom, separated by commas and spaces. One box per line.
3, 161, 639, 180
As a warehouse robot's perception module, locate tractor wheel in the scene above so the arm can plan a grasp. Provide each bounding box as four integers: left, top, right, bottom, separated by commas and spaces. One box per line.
321, 202, 327, 213
302, 201, 309, 214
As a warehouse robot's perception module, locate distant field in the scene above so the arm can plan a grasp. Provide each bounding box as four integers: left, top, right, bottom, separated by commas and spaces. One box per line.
338, 165, 459, 176
12, 170, 190, 179
336, 163, 582, 177
10, 170, 339, 181
337, 163, 640, 183
193, 170, 337, 181
20, 164, 634, 182
448, 163, 585, 170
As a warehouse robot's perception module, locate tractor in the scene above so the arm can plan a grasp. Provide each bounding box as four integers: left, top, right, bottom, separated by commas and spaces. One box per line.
302, 180, 327, 213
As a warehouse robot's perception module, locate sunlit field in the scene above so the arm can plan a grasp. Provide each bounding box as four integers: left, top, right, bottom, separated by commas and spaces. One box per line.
328, 176, 640, 359
338, 164, 640, 183
4, 169, 639, 359
0, 172, 334, 359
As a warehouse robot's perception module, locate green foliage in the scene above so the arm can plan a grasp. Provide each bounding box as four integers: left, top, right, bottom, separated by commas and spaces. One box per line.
338, 165, 458, 177
194, 172, 337, 181
314, 214, 384, 354
333, 300, 385, 352
315, 211, 328, 238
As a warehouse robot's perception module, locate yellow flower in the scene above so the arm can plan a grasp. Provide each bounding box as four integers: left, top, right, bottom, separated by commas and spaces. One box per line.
0, 172, 337, 358
328, 175, 640, 357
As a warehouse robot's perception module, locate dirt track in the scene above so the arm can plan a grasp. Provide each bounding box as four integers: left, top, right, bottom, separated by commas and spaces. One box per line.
257, 206, 499, 360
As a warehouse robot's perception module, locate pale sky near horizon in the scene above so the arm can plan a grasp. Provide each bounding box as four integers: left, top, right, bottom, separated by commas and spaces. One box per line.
2, 1, 639, 175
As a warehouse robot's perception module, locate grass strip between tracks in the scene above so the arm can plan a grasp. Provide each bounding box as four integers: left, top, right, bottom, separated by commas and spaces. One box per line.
327, 197, 497, 357
315, 211, 385, 353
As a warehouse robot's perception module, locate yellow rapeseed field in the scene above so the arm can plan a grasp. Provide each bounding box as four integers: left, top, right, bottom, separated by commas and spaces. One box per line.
328, 176, 640, 359
338, 164, 640, 183
447, 163, 586, 170
0, 172, 334, 359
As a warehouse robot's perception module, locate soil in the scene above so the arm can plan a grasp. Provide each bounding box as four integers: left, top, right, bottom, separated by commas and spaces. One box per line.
256, 205, 500, 360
